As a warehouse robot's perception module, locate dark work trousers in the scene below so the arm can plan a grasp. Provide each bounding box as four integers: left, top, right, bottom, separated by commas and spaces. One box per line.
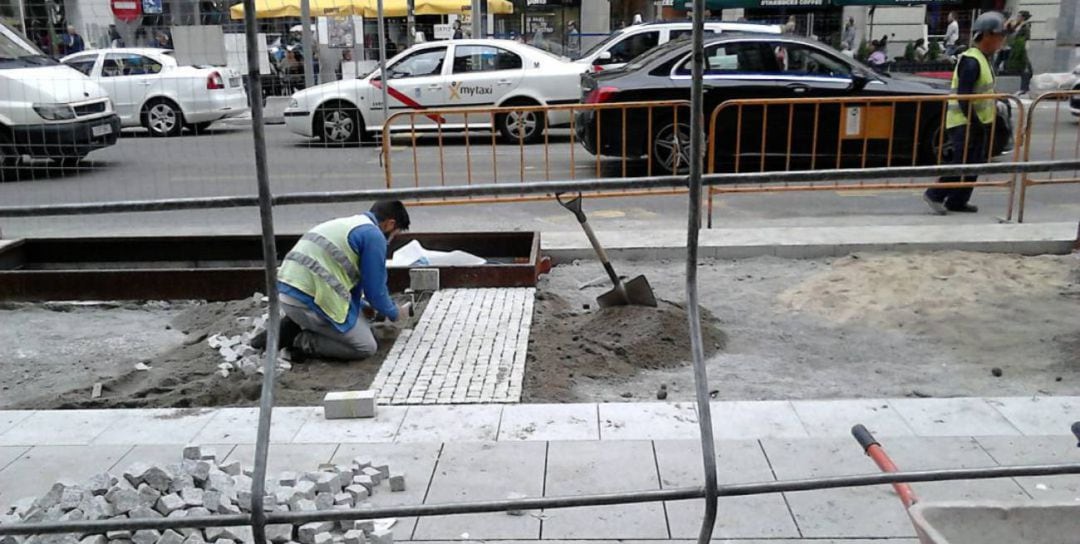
925, 122, 987, 208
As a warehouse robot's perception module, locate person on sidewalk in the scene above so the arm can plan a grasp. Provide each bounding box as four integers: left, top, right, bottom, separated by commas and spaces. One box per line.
255, 201, 409, 360
924, 11, 1006, 216
944, 12, 960, 57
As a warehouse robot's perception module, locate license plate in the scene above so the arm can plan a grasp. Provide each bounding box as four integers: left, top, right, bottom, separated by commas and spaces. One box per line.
91, 124, 112, 137
230, 77, 242, 87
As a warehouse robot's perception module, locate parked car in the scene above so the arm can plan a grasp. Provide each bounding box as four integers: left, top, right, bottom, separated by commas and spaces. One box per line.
1, 22, 120, 167
577, 34, 1014, 174
573, 21, 781, 73
284, 39, 588, 144
61, 48, 248, 137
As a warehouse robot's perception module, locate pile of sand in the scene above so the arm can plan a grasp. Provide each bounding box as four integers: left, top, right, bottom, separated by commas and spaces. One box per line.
524, 293, 727, 402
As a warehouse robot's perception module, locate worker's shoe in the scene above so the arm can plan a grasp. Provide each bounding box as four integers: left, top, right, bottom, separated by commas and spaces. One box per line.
946, 203, 979, 213
923, 194, 948, 215
250, 316, 301, 350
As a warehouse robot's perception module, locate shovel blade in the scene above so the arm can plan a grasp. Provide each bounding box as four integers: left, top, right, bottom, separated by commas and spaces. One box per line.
597, 275, 658, 308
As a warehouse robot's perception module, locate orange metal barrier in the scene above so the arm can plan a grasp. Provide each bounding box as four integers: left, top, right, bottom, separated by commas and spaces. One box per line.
1017, 90, 1080, 222
380, 100, 690, 206
705, 93, 1025, 227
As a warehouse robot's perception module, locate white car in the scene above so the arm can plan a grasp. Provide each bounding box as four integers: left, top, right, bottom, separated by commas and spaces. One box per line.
574, 21, 782, 72
61, 48, 248, 137
285, 39, 588, 144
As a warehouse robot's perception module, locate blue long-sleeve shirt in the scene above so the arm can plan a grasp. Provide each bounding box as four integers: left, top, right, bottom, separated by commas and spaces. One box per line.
278, 213, 399, 332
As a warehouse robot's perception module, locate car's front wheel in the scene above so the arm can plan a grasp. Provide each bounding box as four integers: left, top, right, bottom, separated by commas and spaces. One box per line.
316, 103, 362, 145
143, 99, 184, 137
497, 106, 545, 144
652, 119, 693, 175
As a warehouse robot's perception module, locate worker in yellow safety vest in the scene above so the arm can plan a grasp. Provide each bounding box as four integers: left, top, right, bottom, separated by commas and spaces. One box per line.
254, 201, 410, 360
924, 11, 1006, 215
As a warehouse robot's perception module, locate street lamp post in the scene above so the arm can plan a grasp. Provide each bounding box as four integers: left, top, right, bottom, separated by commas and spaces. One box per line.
300, 0, 315, 88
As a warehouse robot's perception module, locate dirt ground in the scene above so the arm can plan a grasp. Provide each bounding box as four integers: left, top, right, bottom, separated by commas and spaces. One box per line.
1, 250, 1077, 408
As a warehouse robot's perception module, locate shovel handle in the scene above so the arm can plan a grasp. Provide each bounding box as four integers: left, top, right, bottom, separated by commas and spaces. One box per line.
556, 192, 587, 224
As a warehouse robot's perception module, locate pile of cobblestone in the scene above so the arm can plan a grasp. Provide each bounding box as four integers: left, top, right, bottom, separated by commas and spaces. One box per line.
1, 446, 404, 544
208, 313, 293, 379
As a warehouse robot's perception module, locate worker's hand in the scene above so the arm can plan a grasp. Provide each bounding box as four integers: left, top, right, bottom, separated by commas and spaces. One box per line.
362, 306, 376, 320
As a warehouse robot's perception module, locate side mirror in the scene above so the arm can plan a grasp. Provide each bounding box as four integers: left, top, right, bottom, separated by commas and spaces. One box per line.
597, 51, 613, 62
851, 70, 870, 91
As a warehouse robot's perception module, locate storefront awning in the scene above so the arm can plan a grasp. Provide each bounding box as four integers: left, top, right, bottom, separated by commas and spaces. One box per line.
229, 0, 511, 19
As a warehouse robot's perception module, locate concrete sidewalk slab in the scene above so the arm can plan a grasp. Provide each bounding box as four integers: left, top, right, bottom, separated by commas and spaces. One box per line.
881, 437, 1029, 504
0, 446, 28, 471
414, 441, 546, 540
984, 397, 1080, 436
0, 409, 125, 446
91, 408, 219, 445
541, 441, 667, 539
0, 411, 33, 436
191, 407, 314, 444
0, 445, 132, 509
291, 406, 407, 443
976, 435, 1080, 501
792, 400, 916, 438
542, 222, 1078, 262
225, 443, 338, 476
395, 405, 502, 443
498, 404, 598, 441
710, 401, 809, 440
655, 439, 799, 539
889, 398, 1022, 437
599, 402, 699, 440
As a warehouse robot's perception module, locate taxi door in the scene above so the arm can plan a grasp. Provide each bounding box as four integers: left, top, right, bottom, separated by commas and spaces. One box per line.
369, 45, 449, 131
443, 44, 524, 127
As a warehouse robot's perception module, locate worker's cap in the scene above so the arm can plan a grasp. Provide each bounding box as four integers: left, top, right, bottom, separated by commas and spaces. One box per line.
972, 11, 1006, 37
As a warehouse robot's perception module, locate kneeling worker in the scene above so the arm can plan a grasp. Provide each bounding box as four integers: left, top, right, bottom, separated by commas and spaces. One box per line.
259, 201, 410, 360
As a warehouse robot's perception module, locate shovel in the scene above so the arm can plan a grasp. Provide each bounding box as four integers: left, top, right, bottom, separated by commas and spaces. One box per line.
557, 192, 657, 308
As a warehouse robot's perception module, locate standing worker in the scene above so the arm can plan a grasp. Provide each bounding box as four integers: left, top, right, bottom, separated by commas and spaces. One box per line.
924, 11, 1006, 215
254, 201, 410, 360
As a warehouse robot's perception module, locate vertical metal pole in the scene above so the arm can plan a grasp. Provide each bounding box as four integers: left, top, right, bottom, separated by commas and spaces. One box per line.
377, 0, 389, 123
242, 0, 282, 542
301, 0, 315, 87
471, 0, 482, 38
407, 0, 416, 46
687, 0, 718, 541
16, 0, 26, 34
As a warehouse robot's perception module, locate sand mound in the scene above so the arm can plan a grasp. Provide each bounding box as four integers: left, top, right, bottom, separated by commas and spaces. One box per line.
524, 293, 727, 402
778, 251, 1076, 327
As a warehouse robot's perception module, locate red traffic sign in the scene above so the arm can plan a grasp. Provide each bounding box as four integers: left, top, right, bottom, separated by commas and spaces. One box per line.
111, 0, 143, 22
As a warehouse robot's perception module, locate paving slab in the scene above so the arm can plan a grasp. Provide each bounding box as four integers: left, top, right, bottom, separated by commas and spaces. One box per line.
225, 443, 339, 476
191, 407, 316, 444
414, 441, 546, 540
655, 440, 799, 539
0, 409, 124, 445
395, 405, 502, 443
0, 411, 35, 437
889, 398, 1022, 437
879, 436, 1029, 503
291, 406, 408, 443
91, 409, 220, 445
791, 400, 915, 438
976, 435, 1080, 500
0, 446, 29, 471
332, 442, 443, 542
984, 397, 1080, 436
497, 404, 598, 441
710, 401, 809, 440
0, 445, 133, 510
761, 437, 913, 538
542, 440, 667, 539
410, 540, 919, 544
598, 402, 700, 440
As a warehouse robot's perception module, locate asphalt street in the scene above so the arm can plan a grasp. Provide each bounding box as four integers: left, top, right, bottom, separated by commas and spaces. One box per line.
1, 101, 1078, 239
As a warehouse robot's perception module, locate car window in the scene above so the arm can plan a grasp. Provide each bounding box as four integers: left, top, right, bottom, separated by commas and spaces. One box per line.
602, 30, 659, 65
775, 43, 851, 78
452, 45, 522, 73
388, 47, 446, 79
674, 42, 778, 75
102, 53, 163, 77
64, 55, 97, 76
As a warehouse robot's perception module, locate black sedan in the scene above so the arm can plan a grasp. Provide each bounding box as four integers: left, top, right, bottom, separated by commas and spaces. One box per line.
576, 34, 1013, 175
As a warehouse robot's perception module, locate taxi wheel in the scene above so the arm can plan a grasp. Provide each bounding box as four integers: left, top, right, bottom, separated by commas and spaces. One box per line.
143, 99, 184, 137
497, 107, 545, 144
653, 119, 693, 175
318, 104, 361, 145
923, 122, 955, 165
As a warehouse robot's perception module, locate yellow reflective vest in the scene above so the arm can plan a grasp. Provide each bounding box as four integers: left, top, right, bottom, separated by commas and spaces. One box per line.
946, 48, 996, 129
278, 214, 371, 325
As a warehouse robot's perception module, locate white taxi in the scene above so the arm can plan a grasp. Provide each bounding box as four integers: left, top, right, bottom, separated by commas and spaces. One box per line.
284, 39, 588, 144
62, 48, 249, 137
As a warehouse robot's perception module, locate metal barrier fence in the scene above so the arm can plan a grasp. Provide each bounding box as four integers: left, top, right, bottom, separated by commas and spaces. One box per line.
705, 93, 1026, 227
1018, 90, 1080, 223
380, 100, 692, 205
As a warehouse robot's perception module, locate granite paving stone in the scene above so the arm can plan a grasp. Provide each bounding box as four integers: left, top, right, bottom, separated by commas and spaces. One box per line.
791, 400, 915, 437
542, 441, 668, 539
889, 398, 1021, 437
878, 437, 1029, 503
395, 405, 502, 443
598, 403, 700, 440
710, 401, 809, 440
498, 404, 599, 441
984, 397, 1080, 436
191, 407, 316, 444
414, 441, 546, 540
92, 409, 220, 445
975, 435, 1080, 500
291, 406, 408, 443
655, 440, 800, 539
0, 410, 126, 446
0, 411, 35, 437
225, 444, 339, 477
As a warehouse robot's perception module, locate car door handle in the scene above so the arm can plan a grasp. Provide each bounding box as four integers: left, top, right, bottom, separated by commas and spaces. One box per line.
496, 79, 513, 86
787, 83, 810, 93
427, 84, 441, 89
139, 81, 153, 86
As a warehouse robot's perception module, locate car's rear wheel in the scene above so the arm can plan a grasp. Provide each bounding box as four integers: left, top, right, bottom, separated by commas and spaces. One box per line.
652, 118, 693, 175
923, 120, 954, 165
316, 103, 362, 145
143, 99, 184, 137
497, 101, 546, 144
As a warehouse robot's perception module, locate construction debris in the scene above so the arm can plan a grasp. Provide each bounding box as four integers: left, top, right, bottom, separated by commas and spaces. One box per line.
322, 391, 377, 420
205, 312, 291, 381
1, 447, 403, 544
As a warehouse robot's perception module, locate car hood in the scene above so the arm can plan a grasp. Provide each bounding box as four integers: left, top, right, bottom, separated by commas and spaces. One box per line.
292, 79, 368, 104
0, 64, 108, 103
882, 72, 951, 93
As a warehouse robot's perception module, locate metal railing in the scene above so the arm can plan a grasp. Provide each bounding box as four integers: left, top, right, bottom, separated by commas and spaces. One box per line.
380, 100, 692, 205
1018, 89, 1080, 223
705, 93, 1026, 227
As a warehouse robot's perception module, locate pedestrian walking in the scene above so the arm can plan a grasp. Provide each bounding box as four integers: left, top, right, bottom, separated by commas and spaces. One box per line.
841, 17, 857, 51
924, 11, 1007, 215
565, 20, 580, 57
62, 25, 85, 54
944, 12, 959, 57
